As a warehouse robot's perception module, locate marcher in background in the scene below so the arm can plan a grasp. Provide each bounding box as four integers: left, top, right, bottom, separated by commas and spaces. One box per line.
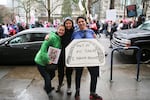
72, 16, 103, 100
55, 17, 74, 95
2, 23, 9, 38
107, 21, 112, 37
109, 21, 117, 48
102, 21, 108, 37
17, 23, 25, 32
117, 20, 123, 31
34, 25, 65, 97
0, 24, 4, 39
90, 20, 98, 36
96, 20, 101, 37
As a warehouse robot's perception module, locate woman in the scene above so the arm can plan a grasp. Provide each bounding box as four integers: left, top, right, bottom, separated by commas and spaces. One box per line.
72, 16, 103, 100
34, 25, 65, 96
56, 17, 74, 95
45, 17, 74, 95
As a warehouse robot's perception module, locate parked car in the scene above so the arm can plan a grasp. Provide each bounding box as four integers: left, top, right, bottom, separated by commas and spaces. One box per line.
0, 27, 56, 65
111, 20, 150, 63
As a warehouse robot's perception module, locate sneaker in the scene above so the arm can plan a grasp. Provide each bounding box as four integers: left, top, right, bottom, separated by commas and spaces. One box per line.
50, 87, 55, 91
67, 88, 72, 95
48, 92, 53, 97
89, 93, 103, 100
74, 91, 80, 100
56, 84, 64, 92
44, 87, 54, 94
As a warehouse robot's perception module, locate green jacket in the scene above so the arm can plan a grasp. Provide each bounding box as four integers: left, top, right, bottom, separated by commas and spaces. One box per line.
34, 32, 61, 66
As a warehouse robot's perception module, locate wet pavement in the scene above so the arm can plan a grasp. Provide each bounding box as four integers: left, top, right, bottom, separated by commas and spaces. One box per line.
0, 35, 150, 100
0, 64, 150, 100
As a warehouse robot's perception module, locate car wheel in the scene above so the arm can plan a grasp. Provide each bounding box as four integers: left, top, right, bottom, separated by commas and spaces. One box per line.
141, 49, 150, 63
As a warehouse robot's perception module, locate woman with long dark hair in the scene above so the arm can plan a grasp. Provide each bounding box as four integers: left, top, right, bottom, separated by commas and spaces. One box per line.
56, 17, 74, 95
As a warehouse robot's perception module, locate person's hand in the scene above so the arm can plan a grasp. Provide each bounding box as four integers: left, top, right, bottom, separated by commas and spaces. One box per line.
45, 34, 49, 40
49, 61, 53, 64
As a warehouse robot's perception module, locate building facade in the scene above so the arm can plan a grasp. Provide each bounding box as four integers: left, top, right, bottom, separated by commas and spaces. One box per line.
93, 0, 150, 21
4, 0, 150, 24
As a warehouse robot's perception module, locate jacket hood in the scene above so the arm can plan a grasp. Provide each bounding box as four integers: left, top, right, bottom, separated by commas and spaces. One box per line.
64, 17, 73, 23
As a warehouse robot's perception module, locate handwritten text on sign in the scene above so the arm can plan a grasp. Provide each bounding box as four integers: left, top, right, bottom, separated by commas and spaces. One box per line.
65, 39, 105, 67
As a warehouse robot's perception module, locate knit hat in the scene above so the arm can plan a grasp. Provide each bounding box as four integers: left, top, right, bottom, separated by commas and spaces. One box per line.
64, 17, 73, 23
63, 17, 74, 30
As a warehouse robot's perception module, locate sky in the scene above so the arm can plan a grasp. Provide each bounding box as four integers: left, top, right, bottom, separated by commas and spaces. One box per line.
0, 0, 7, 5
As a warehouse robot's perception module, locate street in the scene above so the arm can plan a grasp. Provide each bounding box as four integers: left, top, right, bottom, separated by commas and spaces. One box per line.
0, 34, 150, 100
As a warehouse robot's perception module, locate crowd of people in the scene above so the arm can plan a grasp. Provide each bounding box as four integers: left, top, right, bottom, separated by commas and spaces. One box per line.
89, 15, 145, 38
0, 21, 53, 39
88, 15, 146, 48
0, 22, 28, 39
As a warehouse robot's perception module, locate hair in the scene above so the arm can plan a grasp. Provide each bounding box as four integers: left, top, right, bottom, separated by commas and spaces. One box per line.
63, 17, 74, 30
76, 16, 87, 23
57, 24, 65, 29
56, 24, 65, 36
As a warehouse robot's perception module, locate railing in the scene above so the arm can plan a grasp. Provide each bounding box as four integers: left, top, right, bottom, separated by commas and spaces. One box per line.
110, 46, 141, 82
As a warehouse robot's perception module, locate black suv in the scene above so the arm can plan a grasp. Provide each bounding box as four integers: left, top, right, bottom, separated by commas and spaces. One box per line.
111, 20, 150, 62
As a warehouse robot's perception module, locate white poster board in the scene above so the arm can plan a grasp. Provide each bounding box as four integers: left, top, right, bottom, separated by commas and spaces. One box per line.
106, 9, 116, 21
48, 46, 61, 64
65, 39, 105, 67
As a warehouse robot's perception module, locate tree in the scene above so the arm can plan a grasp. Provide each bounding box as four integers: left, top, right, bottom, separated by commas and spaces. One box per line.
142, 0, 150, 16
109, 0, 115, 9
15, 0, 34, 24
0, 5, 12, 23
72, 0, 99, 22
61, 0, 72, 18
35, 0, 63, 22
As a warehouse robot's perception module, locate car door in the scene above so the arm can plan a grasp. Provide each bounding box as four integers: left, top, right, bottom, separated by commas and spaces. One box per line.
0, 32, 47, 64
22, 33, 47, 63
1, 34, 32, 64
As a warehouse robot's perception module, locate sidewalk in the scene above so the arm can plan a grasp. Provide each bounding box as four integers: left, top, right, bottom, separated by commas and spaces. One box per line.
0, 64, 150, 100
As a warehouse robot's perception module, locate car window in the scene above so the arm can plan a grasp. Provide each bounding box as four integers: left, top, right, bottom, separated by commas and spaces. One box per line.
9, 34, 30, 44
29, 33, 47, 42
9, 33, 47, 44
138, 22, 150, 31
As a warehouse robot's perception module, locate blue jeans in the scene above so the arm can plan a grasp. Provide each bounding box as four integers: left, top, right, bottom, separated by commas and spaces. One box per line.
37, 64, 55, 93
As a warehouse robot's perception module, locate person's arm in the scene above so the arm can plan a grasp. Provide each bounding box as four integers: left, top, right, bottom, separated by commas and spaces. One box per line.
40, 34, 53, 64
90, 29, 97, 38
45, 34, 50, 40
71, 32, 75, 40
93, 33, 97, 38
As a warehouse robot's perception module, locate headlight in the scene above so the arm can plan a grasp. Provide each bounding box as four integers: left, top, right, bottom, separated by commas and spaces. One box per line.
122, 39, 131, 47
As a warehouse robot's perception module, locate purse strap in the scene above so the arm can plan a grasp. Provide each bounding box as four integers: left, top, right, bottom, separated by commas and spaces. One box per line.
82, 30, 86, 38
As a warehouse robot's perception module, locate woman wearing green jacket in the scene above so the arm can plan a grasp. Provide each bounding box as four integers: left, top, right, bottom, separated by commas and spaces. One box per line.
34, 25, 65, 96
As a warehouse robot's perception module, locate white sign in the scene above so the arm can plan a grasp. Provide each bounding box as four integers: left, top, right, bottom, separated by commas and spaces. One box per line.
65, 39, 105, 67
106, 9, 116, 21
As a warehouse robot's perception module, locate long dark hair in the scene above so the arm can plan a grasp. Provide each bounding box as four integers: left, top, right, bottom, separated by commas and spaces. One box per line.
63, 18, 74, 31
